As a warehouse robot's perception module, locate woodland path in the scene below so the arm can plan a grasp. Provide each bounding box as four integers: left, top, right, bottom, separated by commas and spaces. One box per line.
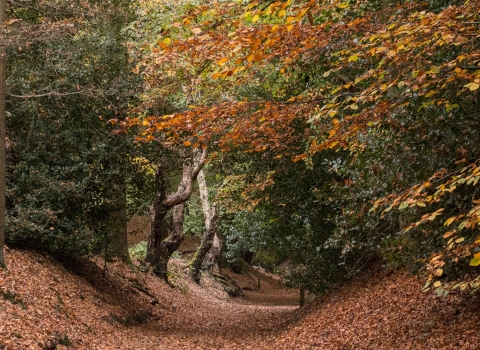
2, 249, 480, 349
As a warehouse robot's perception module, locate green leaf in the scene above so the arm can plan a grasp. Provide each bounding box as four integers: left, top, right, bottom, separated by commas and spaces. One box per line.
469, 257, 480, 266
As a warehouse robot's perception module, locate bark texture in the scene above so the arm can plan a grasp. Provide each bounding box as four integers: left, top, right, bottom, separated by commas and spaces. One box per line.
146, 148, 207, 282
205, 232, 222, 272
0, 0, 6, 269
190, 168, 219, 282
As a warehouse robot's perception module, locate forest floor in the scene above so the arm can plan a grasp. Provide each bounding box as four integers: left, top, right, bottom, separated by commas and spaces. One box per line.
1, 247, 480, 349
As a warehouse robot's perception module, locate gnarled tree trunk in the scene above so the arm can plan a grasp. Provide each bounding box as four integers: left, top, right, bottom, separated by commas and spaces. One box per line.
205, 231, 222, 272
190, 168, 219, 283
145, 148, 207, 283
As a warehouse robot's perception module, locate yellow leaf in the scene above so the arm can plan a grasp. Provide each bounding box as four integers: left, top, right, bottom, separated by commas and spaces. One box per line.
271, 24, 279, 33
217, 57, 229, 66
349, 104, 358, 110
387, 23, 396, 30
455, 237, 465, 243
465, 82, 480, 91
286, 16, 295, 24
278, 9, 287, 18
348, 54, 359, 62
398, 81, 405, 88
252, 14, 260, 23
444, 217, 455, 226
337, 2, 349, 8
286, 24, 294, 31
469, 257, 480, 266
328, 110, 337, 117
416, 202, 426, 207
430, 65, 440, 74
435, 268, 443, 276
191, 27, 202, 35
328, 129, 336, 137
163, 38, 171, 45
433, 281, 442, 288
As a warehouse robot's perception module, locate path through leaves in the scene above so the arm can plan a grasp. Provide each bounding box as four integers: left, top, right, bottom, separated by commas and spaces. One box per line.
1, 249, 479, 349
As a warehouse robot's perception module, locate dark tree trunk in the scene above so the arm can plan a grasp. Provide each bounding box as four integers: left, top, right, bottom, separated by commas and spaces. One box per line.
153, 164, 189, 281
145, 148, 207, 283
106, 181, 131, 264
0, 0, 6, 269
145, 164, 168, 264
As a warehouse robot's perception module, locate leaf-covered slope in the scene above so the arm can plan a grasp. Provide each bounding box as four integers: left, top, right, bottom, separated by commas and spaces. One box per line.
265, 269, 480, 350
1, 248, 479, 349
0, 249, 295, 349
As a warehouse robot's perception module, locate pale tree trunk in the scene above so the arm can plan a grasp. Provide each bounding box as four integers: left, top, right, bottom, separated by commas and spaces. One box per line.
190, 168, 219, 282
206, 231, 222, 272
146, 148, 207, 283
106, 181, 131, 264
0, 0, 6, 269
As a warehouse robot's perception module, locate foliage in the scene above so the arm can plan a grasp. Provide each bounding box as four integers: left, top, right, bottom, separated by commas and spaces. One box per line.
5, 0, 140, 257
120, 0, 480, 295
129, 241, 148, 260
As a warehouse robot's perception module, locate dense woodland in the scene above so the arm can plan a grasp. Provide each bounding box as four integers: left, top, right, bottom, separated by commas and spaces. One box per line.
1, 0, 480, 348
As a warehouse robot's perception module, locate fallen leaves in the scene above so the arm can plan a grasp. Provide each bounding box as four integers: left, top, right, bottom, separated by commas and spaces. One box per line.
1, 249, 480, 349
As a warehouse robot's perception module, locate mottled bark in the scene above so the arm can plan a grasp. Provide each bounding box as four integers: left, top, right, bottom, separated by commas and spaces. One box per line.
191, 168, 219, 282
0, 0, 6, 269
146, 148, 207, 283
153, 165, 189, 281
191, 212, 218, 283
205, 232, 222, 272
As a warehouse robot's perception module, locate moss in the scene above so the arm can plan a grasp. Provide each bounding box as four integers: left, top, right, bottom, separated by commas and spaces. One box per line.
0, 289, 26, 309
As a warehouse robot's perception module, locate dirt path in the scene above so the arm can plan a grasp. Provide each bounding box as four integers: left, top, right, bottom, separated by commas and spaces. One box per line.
3, 249, 480, 349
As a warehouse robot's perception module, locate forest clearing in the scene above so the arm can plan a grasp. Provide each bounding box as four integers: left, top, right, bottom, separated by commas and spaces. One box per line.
2, 0, 480, 348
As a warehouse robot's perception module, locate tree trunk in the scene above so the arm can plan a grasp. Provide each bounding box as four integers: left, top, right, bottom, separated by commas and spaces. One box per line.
145, 164, 168, 265
106, 180, 131, 264
190, 168, 219, 282
205, 232, 222, 272
153, 164, 189, 281
145, 148, 207, 283
0, 0, 6, 269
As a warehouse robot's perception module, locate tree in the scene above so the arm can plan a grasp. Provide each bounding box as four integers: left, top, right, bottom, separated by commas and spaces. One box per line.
190, 167, 219, 283
127, 0, 480, 295
0, 0, 5, 268
5, 0, 138, 260
146, 148, 207, 282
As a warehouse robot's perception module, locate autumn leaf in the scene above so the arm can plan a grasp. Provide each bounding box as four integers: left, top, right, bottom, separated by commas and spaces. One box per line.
191, 27, 202, 35
464, 82, 479, 91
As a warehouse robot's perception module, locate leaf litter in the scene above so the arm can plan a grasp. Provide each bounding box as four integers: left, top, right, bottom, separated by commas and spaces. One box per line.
1, 248, 479, 349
